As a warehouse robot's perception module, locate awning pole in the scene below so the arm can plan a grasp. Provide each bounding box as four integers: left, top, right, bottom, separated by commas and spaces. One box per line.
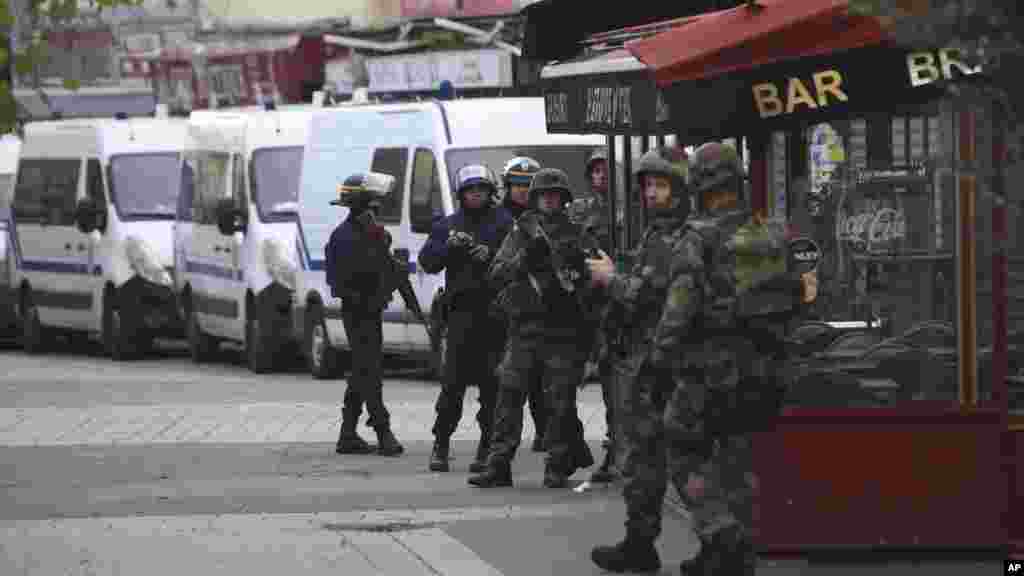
956, 100, 978, 408
622, 134, 633, 250
607, 134, 619, 262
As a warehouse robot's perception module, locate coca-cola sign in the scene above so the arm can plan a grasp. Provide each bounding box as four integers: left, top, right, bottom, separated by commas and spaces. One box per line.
838, 207, 906, 250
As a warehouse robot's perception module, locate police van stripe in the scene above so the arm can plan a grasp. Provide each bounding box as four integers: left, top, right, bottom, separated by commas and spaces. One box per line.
183, 260, 243, 282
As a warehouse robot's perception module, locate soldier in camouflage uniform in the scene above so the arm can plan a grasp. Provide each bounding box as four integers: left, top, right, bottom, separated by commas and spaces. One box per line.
575, 149, 622, 483
469, 167, 598, 489
671, 141, 808, 575
586, 147, 697, 573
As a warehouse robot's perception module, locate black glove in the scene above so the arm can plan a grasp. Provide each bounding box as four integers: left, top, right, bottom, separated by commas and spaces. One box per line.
469, 244, 491, 262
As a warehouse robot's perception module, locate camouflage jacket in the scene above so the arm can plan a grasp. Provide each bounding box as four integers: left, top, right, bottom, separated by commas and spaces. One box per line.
604, 206, 703, 374
489, 210, 602, 337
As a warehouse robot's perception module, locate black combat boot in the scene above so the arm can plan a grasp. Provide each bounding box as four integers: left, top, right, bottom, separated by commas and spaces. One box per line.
468, 431, 490, 474
680, 526, 755, 576
336, 420, 374, 455
543, 464, 569, 488
590, 536, 661, 573
376, 428, 404, 457
467, 460, 512, 488
429, 437, 450, 472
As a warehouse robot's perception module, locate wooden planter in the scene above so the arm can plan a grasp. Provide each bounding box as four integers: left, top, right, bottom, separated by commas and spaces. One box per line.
752, 404, 1005, 552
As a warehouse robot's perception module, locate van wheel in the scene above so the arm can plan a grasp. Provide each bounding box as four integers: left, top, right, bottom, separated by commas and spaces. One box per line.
306, 305, 342, 380
103, 292, 138, 361
20, 293, 46, 355
246, 307, 275, 374
187, 300, 218, 363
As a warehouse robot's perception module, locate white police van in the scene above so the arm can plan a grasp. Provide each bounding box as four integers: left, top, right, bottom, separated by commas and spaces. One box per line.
293, 97, 604, 378
175, 107, 309, 373
0, 134, 22, 335
10, 116, 188, 358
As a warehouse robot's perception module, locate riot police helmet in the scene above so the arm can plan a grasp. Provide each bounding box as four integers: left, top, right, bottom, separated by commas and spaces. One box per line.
455, 164, 499, 202
502, 156, 541, 191
330, 172, 396, 209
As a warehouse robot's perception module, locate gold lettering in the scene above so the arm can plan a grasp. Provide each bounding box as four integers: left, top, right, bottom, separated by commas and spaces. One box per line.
812, 70, 848, 107
907, 51, 939, 87
752, 83, 783, 119
939, 48, 982, 79
785, 78, 818, 114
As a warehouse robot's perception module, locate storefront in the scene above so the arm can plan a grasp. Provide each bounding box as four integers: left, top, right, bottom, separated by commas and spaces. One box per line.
145, 34, 325, 112
538, 0, 1018, 557
322, 14, 525, 102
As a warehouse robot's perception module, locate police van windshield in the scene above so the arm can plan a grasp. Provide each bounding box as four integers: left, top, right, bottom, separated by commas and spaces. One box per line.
445, 146, 600, 199
109, 153, 181, 219
252, 146, 303, 219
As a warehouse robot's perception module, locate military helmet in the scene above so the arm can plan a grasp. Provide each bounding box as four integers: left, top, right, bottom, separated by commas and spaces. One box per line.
502, 156, 541, 189
330, 172, 396, 207
690, 141, 743, 195
528, 167, 573, 208
454, 164, 499, 199
584, 148, 609, 181
634, 147, 689, 197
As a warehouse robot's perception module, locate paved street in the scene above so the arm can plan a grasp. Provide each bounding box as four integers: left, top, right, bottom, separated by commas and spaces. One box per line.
0, 340, 1001, 575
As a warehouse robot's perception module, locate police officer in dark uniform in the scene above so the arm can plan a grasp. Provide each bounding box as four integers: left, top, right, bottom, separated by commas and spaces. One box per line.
419, 165, 513, 473
325, 172, 404, 457
498, 156, 547, 452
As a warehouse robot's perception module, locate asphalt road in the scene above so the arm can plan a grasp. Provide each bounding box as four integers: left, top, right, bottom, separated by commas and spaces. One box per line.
0, 340, 1002, 575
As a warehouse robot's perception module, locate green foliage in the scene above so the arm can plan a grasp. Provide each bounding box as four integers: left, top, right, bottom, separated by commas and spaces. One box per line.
0, 0, 142, 131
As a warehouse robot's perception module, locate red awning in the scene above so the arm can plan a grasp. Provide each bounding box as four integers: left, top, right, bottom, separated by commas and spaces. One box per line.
626, 0, 890, 87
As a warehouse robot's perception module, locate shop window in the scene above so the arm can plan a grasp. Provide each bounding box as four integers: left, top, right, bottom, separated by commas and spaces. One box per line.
369, 148, 407, 224
208, 65, 244, 103
769, 132, 787, 218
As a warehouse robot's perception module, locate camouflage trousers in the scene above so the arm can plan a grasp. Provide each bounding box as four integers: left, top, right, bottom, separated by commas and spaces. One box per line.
618, 355, 710, 544
670, 336, 782, 571
487, 333, 590, 472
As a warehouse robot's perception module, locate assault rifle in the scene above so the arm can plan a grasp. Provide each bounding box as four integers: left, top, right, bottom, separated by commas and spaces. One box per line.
519, 214, 597, 295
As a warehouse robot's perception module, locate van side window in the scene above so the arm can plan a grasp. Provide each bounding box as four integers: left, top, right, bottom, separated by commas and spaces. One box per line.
13, 159, 80, 226
194, 152, 229, 225
231, 153, 247, 210
410, 148, 442, 235
178, 157, 196, 222
86, 159, 106, 204
369, 148, 407, 224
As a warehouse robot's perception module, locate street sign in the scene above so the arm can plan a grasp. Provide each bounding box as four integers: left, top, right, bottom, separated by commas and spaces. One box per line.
789, 236, 821, 274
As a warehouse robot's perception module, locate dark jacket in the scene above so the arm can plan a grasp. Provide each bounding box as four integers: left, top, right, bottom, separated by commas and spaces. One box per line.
418, 205, 513, 310
325, 211, 393, 310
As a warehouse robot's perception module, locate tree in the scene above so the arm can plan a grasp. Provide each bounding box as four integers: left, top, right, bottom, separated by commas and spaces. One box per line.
0, 0, 144, 133
849, 0, 1024, 124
